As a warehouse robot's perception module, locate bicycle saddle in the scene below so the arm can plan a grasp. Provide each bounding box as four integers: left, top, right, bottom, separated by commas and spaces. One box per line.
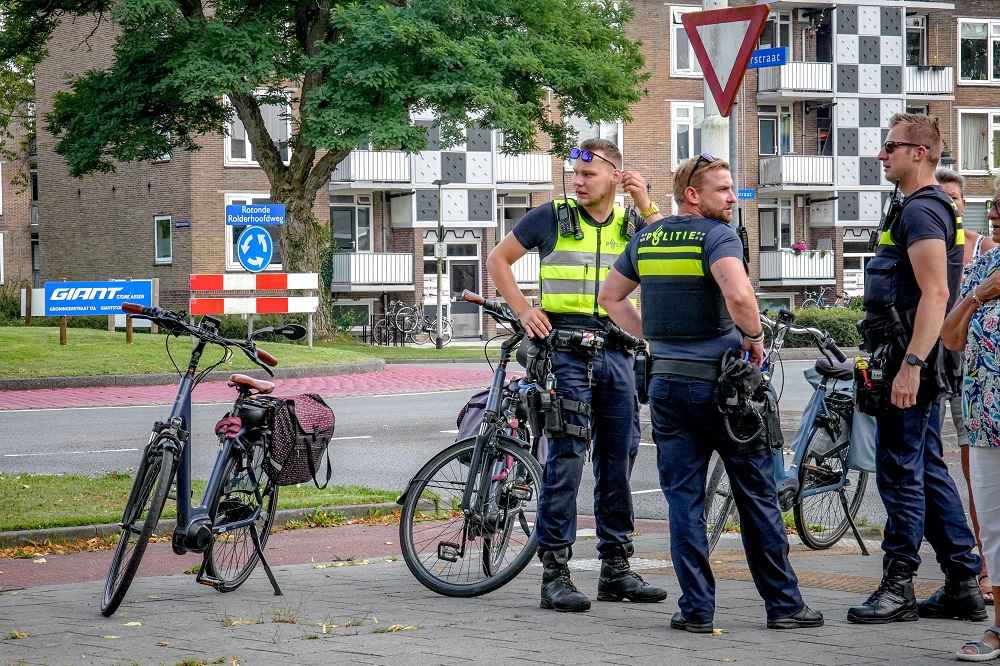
814, 357, 854, 381
228, 374, 275, 394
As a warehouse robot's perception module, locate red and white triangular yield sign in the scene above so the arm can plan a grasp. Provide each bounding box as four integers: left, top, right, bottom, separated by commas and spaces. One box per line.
682, 4, 771, 117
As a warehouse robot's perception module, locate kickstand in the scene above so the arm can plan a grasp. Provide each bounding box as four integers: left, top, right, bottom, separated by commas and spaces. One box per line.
251, 523, 283, 595
839, 489, 870, 556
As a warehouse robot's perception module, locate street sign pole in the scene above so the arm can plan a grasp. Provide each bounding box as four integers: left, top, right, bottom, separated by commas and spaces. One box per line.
701, 0, 728, 167
433, 179, 449, 350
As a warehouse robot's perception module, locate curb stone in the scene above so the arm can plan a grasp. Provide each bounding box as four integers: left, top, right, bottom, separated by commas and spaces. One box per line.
0, 501, 401, 550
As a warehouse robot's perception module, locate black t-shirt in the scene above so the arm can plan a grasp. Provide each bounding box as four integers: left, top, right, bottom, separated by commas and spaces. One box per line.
511, 202, 643, 329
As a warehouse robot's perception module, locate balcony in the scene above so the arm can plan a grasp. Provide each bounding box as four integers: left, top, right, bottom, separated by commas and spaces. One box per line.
330, 150, 410, 183
512, 252, 540, 286
757, 62, 834, 101
759, 155, 834, 190
329, 252, 414, 292
905, 65, 954, 97
759, 250, 835, 286
496, 154, 552, 185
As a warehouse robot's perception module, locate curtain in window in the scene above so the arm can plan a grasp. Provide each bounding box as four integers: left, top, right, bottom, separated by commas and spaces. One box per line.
961, 113, 988, 171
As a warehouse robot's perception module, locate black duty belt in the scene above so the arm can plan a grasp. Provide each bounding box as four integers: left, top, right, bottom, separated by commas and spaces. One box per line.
649, 358, 720, 382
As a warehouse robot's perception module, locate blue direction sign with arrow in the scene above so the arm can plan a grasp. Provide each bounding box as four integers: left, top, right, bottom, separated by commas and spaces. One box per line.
237, 225, 273, 273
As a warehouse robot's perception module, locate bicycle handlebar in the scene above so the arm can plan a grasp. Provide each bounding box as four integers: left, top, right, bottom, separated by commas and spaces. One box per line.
760, 313, 846, 362
461, 290, 520, 328
121, 302, 282, 373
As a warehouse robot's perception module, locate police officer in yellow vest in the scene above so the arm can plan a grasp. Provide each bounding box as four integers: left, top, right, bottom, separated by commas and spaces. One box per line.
487, 137, 667, 612
600, 155, 823, 632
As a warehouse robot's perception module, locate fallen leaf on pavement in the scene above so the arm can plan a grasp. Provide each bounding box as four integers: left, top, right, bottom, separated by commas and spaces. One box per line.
157, 642, 169, 646
710, 629, 724, 636
103, 636, 119, 640
384, 541, 393, 545
33, 558, 46, 564
124, 622, 141, 626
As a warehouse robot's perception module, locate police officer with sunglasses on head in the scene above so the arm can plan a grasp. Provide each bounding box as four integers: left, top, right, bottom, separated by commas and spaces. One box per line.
487, 137, 667, 612
599, 153, 823, 633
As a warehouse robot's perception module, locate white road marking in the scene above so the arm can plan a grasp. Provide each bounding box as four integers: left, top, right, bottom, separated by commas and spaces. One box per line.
631, 488, 662, 495
4, 448, 140, 457
440, 429, 459, 434
329, 436, 372, 441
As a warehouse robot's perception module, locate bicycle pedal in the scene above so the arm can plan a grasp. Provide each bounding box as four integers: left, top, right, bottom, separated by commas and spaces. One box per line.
437, 541, 460, 563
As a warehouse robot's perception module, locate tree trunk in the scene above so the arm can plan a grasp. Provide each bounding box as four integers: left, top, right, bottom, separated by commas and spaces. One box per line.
279, 192, 331, 335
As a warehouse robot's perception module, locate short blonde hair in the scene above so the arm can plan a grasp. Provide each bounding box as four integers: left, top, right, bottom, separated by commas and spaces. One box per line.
889, 113, 942, 167
580, 137, 622, 170
673, 155, 731, 204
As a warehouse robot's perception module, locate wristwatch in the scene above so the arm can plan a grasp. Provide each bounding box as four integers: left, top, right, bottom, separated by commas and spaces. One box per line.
904, 353, 927, 369
639, 202, 660, 219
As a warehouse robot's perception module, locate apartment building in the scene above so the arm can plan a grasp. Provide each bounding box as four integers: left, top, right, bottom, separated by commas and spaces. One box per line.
32, 1, 997, 335
0, 127, 34, 293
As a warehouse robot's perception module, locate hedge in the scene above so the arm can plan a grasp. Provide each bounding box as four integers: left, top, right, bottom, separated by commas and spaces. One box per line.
765, 306, 863, 349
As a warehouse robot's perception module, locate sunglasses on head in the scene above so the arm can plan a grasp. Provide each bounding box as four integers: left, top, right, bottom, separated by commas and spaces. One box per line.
685, 153, 716, 190
569, 147, 619, 170
883, 141, 929, 154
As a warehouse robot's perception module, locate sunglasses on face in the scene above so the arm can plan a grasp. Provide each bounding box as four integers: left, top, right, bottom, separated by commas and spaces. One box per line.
569, 147, 619, 170
685, 153, 716, 190
883, 141, 928, 154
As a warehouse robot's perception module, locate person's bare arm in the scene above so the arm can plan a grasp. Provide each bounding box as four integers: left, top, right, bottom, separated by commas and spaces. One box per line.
893, 238, 950, 408
597, 268, 643, 338
486, 233, 552, 338
710, 256, 764, 365
944, 269, 1000, 350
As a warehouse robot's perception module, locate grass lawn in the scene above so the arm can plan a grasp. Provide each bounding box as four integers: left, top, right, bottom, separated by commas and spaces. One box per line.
0, 472, 399, 532
0, 326, 482, 378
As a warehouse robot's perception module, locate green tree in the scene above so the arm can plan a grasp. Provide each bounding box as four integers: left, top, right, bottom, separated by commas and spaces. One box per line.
0, 0, 646, 326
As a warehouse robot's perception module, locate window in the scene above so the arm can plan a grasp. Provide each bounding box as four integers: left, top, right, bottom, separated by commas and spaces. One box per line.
959, 19, 1000, 82
906, 16, 927, 67
843, 227, 875, 294
564, 116, 623, 169
225, 95, 291, 166
759, 105, 792, 156
672, 102, 704, 168
959, 110, 1000, 172
225, 194, 283, 271
330, 300, 373, 330
330, 194, 372, 252
154, 215, 172, 264
759, 11, 793, 59
758, 198, 793, 250
964, 198, 992, 235
671, 7, 703, 77
497, 194, 529, 240
31, 237, 40, 272
0, 233, 4, 284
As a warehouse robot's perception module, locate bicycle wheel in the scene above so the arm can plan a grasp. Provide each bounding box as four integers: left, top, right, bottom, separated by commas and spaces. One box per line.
431, 319, 453, 347
704, 452, 736, 552
793, 425, 870, 550
372, 319, 389, 346
399, 435, 542, 597
396, 308, 420, 335
800, 298, 818, 309
409, 321, 431, 345
101, 445, 176, 616
202, 439, 278, 591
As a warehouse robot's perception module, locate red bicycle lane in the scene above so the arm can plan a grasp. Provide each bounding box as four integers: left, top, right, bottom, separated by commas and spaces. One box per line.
0, 365, 494, 411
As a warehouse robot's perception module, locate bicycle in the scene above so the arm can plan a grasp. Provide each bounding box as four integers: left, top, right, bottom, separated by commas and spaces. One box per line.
100, 303, 306, 617
397, 290, 544, 597
408, 314, 454, 346
802, 286, 853, 309
705, 309, 871, 554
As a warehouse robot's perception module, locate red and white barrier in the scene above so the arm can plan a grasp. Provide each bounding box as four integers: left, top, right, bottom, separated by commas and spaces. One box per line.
189, 273, 319, 315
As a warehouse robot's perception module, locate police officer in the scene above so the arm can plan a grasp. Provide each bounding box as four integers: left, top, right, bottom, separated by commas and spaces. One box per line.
848, 113, 985, 624
599, 154, 823, 632
486, 137, 667, 612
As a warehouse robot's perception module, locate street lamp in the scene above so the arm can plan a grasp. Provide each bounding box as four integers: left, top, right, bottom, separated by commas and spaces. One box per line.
432, 179, 450, 349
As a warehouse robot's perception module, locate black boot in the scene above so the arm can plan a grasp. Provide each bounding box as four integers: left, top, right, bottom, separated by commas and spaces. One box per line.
918, 576, 988, 621
847, 559, 918, 624
540, 548, 591, 612
597, 545, 668, 603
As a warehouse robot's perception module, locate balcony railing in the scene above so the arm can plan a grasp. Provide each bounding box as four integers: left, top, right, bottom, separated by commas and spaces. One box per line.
330, 150, 411, 183
759, 250, 835, 284
758, 62, 833, 95
905, 65, 954, 95
759, 155, 834, 188
496, 154, 552, 184
512, 252, 540, 285
330, 252, 414, 291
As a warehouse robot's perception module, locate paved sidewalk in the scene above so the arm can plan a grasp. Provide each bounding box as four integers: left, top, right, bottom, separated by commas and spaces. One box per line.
0, 521, 986, 666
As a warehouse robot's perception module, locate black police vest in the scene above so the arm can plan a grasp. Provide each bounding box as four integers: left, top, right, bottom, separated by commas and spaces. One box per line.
864, 186, 964, 321
636, 215, 733, 342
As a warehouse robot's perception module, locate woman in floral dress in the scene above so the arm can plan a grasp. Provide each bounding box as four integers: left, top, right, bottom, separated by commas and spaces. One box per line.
943, 182, 1000, 661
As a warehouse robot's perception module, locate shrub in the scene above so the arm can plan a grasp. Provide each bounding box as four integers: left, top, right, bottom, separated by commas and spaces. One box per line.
764, 307, 863, 349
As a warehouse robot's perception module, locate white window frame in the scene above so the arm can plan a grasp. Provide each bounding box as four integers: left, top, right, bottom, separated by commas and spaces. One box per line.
760, 11, 793, 60
758, 104, 793, 156
330, 299, 374, 331
224, 93, 293, 167
224, 193, 283, 272
959, 19, 1000, 84
153, 131, 171, 163
842, 227, 876, 296
756, 292, 795, 312
497, 193, 529, 241
964, 197, 993, 235
671, 102, 704, 170
671, 6, 703, 78
958, 109, 1000, 173
906, 16, 927, 67
0, 232, 4, 284
563, 116, 624, 170
759, 197, 794, 250
154, 215, 172, 265
330, 193, 374, 252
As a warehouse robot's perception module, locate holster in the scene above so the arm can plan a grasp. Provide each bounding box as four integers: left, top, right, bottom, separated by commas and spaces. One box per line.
634, 348, 650, 405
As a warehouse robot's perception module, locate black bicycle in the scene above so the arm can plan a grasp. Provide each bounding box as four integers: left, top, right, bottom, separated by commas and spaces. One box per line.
397, 290, 544, 597
100, 303, 305, 616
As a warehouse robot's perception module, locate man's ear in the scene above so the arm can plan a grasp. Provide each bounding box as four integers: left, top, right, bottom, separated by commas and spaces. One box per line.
611, 169, 622, 183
